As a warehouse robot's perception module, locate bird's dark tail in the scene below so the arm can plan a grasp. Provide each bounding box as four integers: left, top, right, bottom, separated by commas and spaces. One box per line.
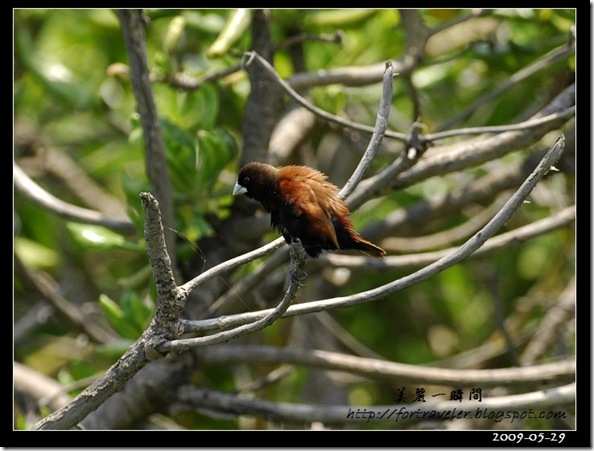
349, 236, 386, 258
332, 217, 386, 258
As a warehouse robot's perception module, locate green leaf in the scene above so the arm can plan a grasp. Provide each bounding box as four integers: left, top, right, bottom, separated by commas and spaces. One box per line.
195, 129, 237, 189
98, 294, 143, 340
14, 237, 59, 270
163, 15, 186, 56
120, 290, 155, 332
196, 83, 219, 131
206, 9, 251, 58
160, 118, 199, 193
66, 223, 143, 252
305, 9, 378, 27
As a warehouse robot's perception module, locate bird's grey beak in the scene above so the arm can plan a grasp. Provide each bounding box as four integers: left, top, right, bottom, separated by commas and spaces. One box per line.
233, 182, 247, 196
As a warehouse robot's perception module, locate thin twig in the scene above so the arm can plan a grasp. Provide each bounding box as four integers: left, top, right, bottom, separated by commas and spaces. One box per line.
274, 31, 343, 51
163, 64, 242, 91
14, 254, 117, 344
521, 277, 575, 365
434, 42, 575, 132
322, 205, 575, 271
206, 247, 290, 316
349, 84, 573, 210
161, 242, 308, 353
339, 61, 393, 199
242, 51, 408, 142
180, 238, 284, 296
426, 107, 575, 142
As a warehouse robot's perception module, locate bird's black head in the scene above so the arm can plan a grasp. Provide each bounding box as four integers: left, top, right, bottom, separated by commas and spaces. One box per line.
233, 162, 280, 210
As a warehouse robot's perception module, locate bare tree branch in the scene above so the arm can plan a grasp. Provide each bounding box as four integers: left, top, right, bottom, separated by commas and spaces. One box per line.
243, 51, 408, 142
39, 150, 129, 218
14, 362, 73, 414
31, 190, 310, 429
426, 107, 575, 142
14, 162, 135, 234
240, 9, 283, 165
160, 241, 308, 353
339, 61, 393, 199
14, 253, 117, 344
118, 9, 177, 273
163, 64, 242, 91
321, 205, 574, 271
177, 383, 574, 427
434, 41, 575, 132
349, 83, 574, 210
200, 345, 574, 388
31, 192, 180, 430
521, 277, 575, 365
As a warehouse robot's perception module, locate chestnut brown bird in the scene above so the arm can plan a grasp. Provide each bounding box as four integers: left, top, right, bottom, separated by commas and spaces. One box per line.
233, 162, 386, 258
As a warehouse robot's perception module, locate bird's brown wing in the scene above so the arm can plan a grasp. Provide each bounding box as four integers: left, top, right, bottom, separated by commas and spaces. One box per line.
278, 168, 340, 249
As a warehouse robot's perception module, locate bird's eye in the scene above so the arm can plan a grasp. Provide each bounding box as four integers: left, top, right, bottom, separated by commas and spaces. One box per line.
243, 176, 250, 184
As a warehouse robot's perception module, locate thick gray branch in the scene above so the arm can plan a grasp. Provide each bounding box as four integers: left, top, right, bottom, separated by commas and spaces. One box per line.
118, 9, 176, 272
32, 192, 182, 430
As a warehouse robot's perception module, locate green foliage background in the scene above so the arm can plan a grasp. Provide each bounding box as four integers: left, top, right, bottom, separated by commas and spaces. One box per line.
14, 9, 575, 430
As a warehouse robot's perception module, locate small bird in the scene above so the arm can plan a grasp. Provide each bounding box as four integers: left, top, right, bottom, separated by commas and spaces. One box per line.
233, 162, 386, 258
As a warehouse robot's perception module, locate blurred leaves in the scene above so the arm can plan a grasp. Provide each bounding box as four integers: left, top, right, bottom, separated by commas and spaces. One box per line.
14, 9, 574, 430
66, 223, 144, 252
206, 9, 251, 58
99, 291, 154, 341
